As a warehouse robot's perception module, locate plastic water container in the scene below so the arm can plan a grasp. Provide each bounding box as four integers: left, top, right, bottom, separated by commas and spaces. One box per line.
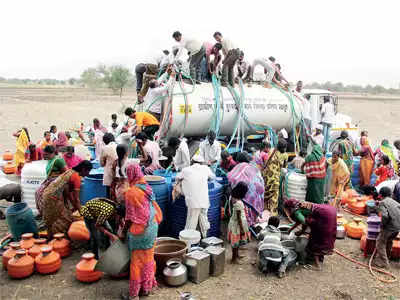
80, 168, 107, 205
377, 180, 397, 193
351, 157, 361, 188
21, 160, 47, 215
179, 230, 201, 252
144, 175, 169, 235
6, 202, 38, 240
285, 172, 307, 202
91, 160, 100, 169
88, 146, 96, 160
169, 181, 223, 238
74, 145, 92, 161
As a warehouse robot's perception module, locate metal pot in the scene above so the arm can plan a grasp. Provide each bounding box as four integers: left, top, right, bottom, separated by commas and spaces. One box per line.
336, 222, 346, 239
278, 225, 295, 241
163, 258, 187, 286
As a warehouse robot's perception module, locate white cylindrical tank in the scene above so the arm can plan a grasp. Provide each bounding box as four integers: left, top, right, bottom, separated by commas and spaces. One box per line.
286, 172, 307, 202
74, 145, 91, 161
167, 84, 303, 137
21, 160, 47, 215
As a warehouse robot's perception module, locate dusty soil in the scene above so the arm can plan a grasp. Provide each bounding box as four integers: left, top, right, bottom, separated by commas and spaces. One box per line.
0, 87, 400, 300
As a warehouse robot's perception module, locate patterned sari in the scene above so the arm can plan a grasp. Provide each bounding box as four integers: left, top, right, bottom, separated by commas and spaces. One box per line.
262, 150, 288, 216
42, 169, 80, 237
227, 162, 265, 226
35, 157, 67, 215
304, 144, 326, 204
124, 163, 162, 298
359, 136, 375, 186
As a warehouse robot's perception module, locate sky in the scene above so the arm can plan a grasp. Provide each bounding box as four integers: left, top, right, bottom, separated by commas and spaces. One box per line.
0, 0, 399, 88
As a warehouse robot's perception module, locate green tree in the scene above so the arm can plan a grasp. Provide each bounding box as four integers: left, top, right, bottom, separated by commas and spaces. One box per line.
102, 65, 133, 96
80, 67, 103, 89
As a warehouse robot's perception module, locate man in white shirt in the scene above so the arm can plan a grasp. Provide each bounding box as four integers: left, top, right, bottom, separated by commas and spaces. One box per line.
107, 122, 123, 137
143, 67, 176, 121
136, 51, 168, 101
235, 51, 251, 83
313, 125, 324, 149
176, 154, 216, 237
168, 137, 190, 171
199, 131, 221, 172
100, 133, 118, 198
320, 96, 335, 152
213, 31, 240, 87
172, 31, 205, 84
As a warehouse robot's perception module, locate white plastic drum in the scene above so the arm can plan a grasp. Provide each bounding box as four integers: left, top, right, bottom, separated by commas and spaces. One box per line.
21, 160, 47, 215
376, 180, 398, 193
286, 172, 307, 202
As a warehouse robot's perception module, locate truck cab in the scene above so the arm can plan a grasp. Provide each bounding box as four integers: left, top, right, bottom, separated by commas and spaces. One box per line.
302, 88, 359, 144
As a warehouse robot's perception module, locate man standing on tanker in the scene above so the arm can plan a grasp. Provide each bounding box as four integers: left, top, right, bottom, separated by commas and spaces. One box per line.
213, 31, 240, 87
172, 31, 205, 84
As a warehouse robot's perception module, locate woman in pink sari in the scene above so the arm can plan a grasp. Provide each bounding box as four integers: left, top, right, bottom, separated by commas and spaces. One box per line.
54, 132, 68, 153
227, 152, 265, 227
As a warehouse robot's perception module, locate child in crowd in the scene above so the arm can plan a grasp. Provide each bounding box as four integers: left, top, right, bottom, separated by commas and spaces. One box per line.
109, 113, 118, 127
254, 141, 271, 170
289, 150, 307, 170
220, 151, 237, 173
375, 155, 394, 186
228, 181, 251, 264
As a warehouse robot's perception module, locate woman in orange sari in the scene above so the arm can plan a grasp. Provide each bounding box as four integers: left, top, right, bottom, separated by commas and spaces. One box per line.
120, 162, 162, 300
359, 136, 375, 187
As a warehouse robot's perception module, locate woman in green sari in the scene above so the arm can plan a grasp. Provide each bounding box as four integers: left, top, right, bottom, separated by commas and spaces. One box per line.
35, 145, 68, 216
375, 139, 398, 175
330, 131, 357, 187
303, 141, 327, 204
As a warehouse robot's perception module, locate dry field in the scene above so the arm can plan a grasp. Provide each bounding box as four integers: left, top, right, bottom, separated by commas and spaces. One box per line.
0, 87, 400, 300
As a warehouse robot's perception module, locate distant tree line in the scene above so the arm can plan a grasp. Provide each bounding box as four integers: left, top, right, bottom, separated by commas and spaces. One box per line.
0, 64, 135, 97
304, 81, 400, 95
2, 72, 399, 96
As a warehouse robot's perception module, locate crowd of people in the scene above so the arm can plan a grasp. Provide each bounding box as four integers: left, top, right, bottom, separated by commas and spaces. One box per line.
4, 101, 400, 298
2, 31, 400, 299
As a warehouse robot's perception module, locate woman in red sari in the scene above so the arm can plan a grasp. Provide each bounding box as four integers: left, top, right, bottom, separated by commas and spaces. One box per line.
25, 143, 43, 162
120, 162, 162, 300
285, 199, 336, 270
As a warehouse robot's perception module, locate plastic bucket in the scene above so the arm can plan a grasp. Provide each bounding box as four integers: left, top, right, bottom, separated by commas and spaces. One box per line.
154, 239, 188, 274
6, 202, 38, 240
179, 229, 201, 252
95, 240, 130, 276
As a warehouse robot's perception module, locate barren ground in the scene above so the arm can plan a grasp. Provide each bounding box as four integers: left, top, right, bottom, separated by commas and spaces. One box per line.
0, 87, 400, 300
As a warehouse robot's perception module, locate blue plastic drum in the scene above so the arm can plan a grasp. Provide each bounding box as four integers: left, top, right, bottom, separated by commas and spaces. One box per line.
168, 180, 223, 238
80, 168, 107, 205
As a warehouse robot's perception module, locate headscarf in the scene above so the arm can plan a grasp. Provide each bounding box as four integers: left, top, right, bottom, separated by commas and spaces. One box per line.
15, 128, 30, 167
283, 198, 301, 217
63, 152, 83, 169
304, 144, 326, 179
125, 162, 153, 226
360, 136, 374, 160
126, 162, 145, 184
54, 132, 68, 150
